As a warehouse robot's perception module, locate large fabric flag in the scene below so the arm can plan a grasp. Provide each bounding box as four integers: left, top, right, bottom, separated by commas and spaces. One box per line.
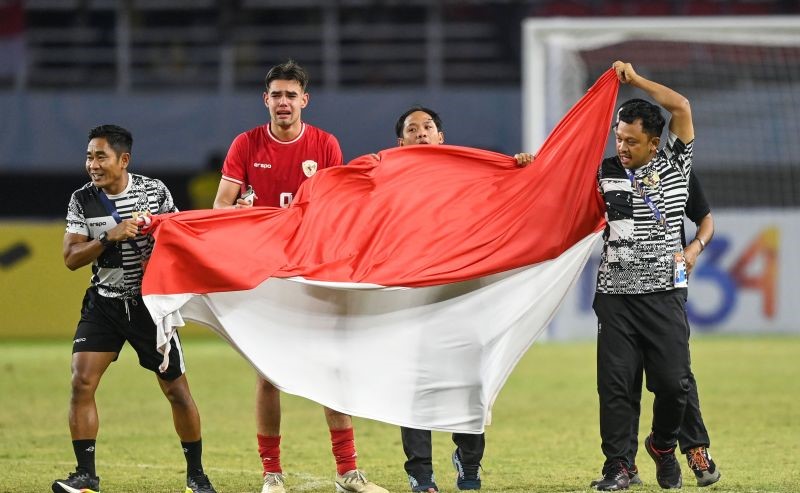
143, 69, 618, 433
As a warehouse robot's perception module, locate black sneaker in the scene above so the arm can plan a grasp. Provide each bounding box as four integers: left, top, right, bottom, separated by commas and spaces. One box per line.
591, 462, 630, 491
645, 434, 682, 489
627, 464, 643, 485
52, 470, 100, 493
452, 448, 481, 490
590, 464, 640, 488
186, 473, 217, 493
408, 473, 439, 492
686, 446, 721, 487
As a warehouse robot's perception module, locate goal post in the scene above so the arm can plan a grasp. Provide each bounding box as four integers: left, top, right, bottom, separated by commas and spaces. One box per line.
522, 16, 800, 196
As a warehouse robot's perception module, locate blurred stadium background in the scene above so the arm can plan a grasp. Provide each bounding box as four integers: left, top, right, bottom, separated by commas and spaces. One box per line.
1, 0, 799, 340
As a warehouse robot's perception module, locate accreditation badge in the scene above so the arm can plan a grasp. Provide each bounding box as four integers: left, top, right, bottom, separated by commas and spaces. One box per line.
302, 160, 318, 178
673, 251, 688, 288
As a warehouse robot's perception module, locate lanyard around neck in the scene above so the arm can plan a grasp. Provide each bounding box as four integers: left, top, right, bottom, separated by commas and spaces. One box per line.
626, 168, 666, 227
97, 189, 142, 254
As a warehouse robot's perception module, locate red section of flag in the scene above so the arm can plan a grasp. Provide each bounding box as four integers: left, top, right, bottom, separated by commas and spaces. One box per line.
143, 69, 618, 295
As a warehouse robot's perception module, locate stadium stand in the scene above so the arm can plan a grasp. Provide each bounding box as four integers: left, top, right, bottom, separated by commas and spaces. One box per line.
13, 0, 800, 92
2, 0, 799, 216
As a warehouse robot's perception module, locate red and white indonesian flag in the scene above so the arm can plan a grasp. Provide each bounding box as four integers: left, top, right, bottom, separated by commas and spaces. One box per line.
143, 70, 618, 433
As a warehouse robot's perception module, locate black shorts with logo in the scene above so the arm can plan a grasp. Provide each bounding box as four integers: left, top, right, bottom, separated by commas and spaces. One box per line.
72, 287, 185, 381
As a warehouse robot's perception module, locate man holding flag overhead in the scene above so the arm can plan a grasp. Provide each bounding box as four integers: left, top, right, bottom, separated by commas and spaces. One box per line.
592, 61, 695, 491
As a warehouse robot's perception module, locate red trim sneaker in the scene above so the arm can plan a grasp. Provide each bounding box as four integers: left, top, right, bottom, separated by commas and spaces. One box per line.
591, 464, 641, 488
645, 434, 682, 489
591, 461, 630, 491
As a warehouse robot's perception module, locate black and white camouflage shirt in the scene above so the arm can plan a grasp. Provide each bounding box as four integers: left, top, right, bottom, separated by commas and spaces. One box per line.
65, 173, 177, 299
596, 133, 693, 294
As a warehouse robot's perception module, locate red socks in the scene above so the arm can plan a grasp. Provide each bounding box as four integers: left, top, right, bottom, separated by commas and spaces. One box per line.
257, 434, 282, 475
330, 427, 358, 475
259, 429, 358, 476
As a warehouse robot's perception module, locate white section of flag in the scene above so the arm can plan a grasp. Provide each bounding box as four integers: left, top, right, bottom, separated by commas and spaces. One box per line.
144, 232, 600, 433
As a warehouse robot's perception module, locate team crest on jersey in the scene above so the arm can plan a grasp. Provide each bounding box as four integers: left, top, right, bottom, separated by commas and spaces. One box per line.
302, 160, 318, 178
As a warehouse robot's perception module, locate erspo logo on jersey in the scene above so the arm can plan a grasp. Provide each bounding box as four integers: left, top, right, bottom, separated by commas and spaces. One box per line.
254, 162, 272, 168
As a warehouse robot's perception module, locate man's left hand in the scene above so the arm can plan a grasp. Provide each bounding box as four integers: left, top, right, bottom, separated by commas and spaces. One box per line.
684, 241, 702, 274
514, 153, 535, 167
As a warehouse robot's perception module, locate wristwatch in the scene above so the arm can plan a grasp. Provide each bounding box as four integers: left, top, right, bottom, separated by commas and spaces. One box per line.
98, 231, 114, 248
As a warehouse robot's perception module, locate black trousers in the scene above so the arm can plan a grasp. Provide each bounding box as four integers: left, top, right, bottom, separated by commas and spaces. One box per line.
629, 369, 710, 460
628, 290, 711, 461
401, 427, 485, 480
594, 289, 691, 471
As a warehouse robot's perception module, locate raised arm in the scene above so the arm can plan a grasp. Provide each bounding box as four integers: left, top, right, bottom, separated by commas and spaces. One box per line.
613, 61, 694, 144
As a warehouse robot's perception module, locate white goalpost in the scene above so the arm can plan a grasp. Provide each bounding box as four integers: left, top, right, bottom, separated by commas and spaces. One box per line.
522, 16, 800, 199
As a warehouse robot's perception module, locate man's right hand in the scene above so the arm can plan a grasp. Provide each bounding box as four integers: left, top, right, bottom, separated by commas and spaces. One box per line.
234, 198, 254, 208
613, 61, 638, 85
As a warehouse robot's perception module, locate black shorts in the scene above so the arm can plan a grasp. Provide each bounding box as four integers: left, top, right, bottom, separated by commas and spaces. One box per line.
72, 287, 185, 381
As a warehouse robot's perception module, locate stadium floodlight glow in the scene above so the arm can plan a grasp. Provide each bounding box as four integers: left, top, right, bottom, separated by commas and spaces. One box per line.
522, 16, 800, 164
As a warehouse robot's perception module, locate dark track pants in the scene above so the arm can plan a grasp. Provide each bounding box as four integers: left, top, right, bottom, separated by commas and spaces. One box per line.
594, 289, 691, 471
629, 368, 711, 461
628, 292, 711, 461
401, 427, 485, 480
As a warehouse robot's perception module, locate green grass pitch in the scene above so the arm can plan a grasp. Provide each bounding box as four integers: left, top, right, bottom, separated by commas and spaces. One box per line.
1, 335, 798, 492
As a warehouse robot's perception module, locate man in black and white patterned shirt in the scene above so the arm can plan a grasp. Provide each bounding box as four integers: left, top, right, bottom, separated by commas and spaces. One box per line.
55, 125, 216, 493
591, 62, 695, 492
590, 100, 721, 490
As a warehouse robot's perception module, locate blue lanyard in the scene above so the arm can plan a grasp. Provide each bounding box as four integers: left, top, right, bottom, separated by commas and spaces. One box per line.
97, 189, 142, 253
97, 190, 123, 223
626, 169, 666, 227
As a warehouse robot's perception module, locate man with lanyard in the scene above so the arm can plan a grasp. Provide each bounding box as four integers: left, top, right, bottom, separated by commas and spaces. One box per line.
213, 60, 388, 493
591, 100, 721, 489
394, 106, 533, 493
592, 61, 695, 491
56, 125, 216, 493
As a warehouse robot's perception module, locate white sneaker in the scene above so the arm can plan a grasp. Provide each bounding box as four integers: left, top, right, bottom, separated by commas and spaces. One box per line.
261, 472, 286, 493
334, 469, 388, 493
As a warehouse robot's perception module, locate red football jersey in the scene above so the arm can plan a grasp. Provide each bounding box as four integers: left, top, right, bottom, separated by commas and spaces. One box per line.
222, 122, 343, 208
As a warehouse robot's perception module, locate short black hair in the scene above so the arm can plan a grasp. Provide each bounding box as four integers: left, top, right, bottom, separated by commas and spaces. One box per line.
394, 106, 444, 138
265, 60, 309, 91
88, 124, 133, 155
616, 98, 665, 138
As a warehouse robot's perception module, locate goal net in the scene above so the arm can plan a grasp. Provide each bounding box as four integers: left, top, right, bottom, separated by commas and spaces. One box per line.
522, 16, 800, 207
